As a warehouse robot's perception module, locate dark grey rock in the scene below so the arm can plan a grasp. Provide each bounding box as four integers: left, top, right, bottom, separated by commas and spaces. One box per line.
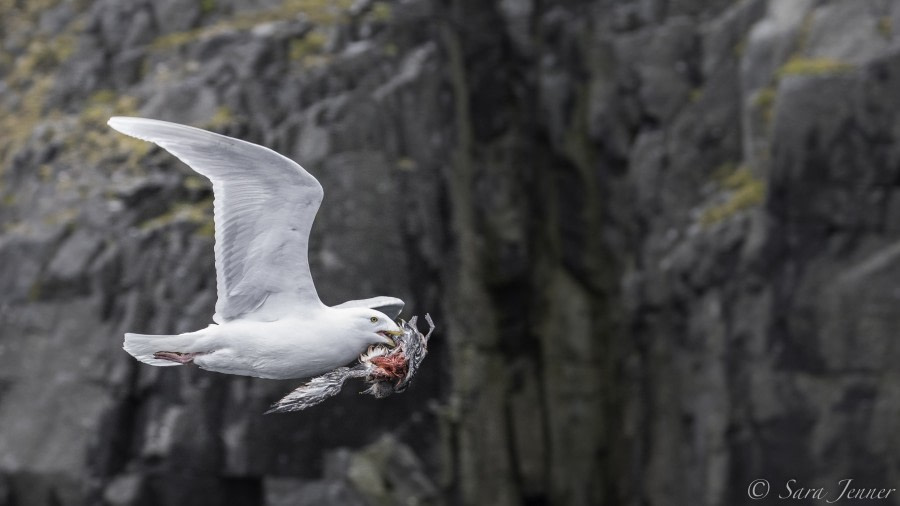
45, 228, 102, 287
151, 0, 201, 35
701, 0, 767, 78
38, 4, 76, 35
139, 79, 219, 126
805, 0, 895, 64
615, 16, 697, 123
103, 474, 146, 506
498, 0, 534, 56
0, 474, 9, 506
265, 477, 367, 506
4, 1, 900, 506
740, 0, 814, 92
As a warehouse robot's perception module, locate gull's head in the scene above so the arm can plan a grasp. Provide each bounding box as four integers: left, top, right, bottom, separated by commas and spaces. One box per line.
341, 308, 403, 348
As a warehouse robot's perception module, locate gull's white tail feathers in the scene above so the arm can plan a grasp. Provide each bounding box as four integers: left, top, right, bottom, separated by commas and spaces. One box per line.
124, 332, 202, 367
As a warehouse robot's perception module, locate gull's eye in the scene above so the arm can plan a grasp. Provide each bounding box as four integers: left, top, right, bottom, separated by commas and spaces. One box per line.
370, 316, 379, 323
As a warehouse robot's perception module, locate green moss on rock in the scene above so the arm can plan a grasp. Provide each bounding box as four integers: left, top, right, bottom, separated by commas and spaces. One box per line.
777, 57, 853, 78
206, 105, 236, 129
152, 0, 354, 51
369, 3, 392, 22
139, 198, 215, 237
701, 166, 766, 225
289, 30, 327, 62
753, 86, 777, 123
878, 16, 892, 38
200, 0, 216, 14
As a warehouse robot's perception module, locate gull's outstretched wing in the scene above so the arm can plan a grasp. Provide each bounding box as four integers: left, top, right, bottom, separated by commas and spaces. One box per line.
332, 296, 405, 319
109, 117, 324, 322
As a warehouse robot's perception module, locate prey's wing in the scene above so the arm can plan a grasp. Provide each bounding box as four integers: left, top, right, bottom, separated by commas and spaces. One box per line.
265, 366, 368, 414
109, 117, 324, 322
332, 296, 405, 319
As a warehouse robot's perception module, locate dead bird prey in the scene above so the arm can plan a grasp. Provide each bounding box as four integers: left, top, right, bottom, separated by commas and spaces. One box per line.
266, 315, 434, 413
108, 117, 432, 410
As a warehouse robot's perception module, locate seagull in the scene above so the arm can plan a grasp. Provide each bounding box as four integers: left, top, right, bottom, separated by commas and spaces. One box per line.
109, 117, 405, 380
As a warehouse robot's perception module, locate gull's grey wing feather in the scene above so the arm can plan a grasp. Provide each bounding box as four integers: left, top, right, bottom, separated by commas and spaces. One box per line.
108, 117, 324, 322
332, 296, 405, 319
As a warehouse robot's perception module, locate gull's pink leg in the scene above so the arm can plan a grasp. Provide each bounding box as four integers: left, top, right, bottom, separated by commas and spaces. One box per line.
153, 351, 204, 364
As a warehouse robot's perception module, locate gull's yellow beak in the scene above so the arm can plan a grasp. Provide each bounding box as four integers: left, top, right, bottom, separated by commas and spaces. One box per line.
386, 329, 404, 347
378, 329, 404, 347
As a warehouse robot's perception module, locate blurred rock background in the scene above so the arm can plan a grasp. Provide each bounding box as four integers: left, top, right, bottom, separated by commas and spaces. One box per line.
2, 0, 900, 505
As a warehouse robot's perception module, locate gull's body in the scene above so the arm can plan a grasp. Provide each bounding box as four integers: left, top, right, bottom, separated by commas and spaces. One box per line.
110, 117, 404, 380
130, 309, 394, 380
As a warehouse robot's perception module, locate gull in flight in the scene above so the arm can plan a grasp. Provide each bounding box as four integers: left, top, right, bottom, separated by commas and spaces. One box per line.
109, 117, 405, 380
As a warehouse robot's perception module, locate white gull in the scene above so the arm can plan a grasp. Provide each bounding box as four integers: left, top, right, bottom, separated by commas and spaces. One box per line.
109, 117, 404, 380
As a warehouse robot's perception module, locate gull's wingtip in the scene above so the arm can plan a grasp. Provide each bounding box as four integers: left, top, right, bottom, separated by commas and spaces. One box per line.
108, 116, 128, 127
107, 116, 136, 136
108, 116, 144, 132
108, 117, 168, 143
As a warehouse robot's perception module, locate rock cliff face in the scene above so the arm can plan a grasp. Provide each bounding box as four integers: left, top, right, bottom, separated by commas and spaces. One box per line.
2, 0, 900, 505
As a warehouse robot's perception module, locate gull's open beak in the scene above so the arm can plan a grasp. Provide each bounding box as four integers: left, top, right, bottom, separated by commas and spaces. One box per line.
378, 329, 404, 347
